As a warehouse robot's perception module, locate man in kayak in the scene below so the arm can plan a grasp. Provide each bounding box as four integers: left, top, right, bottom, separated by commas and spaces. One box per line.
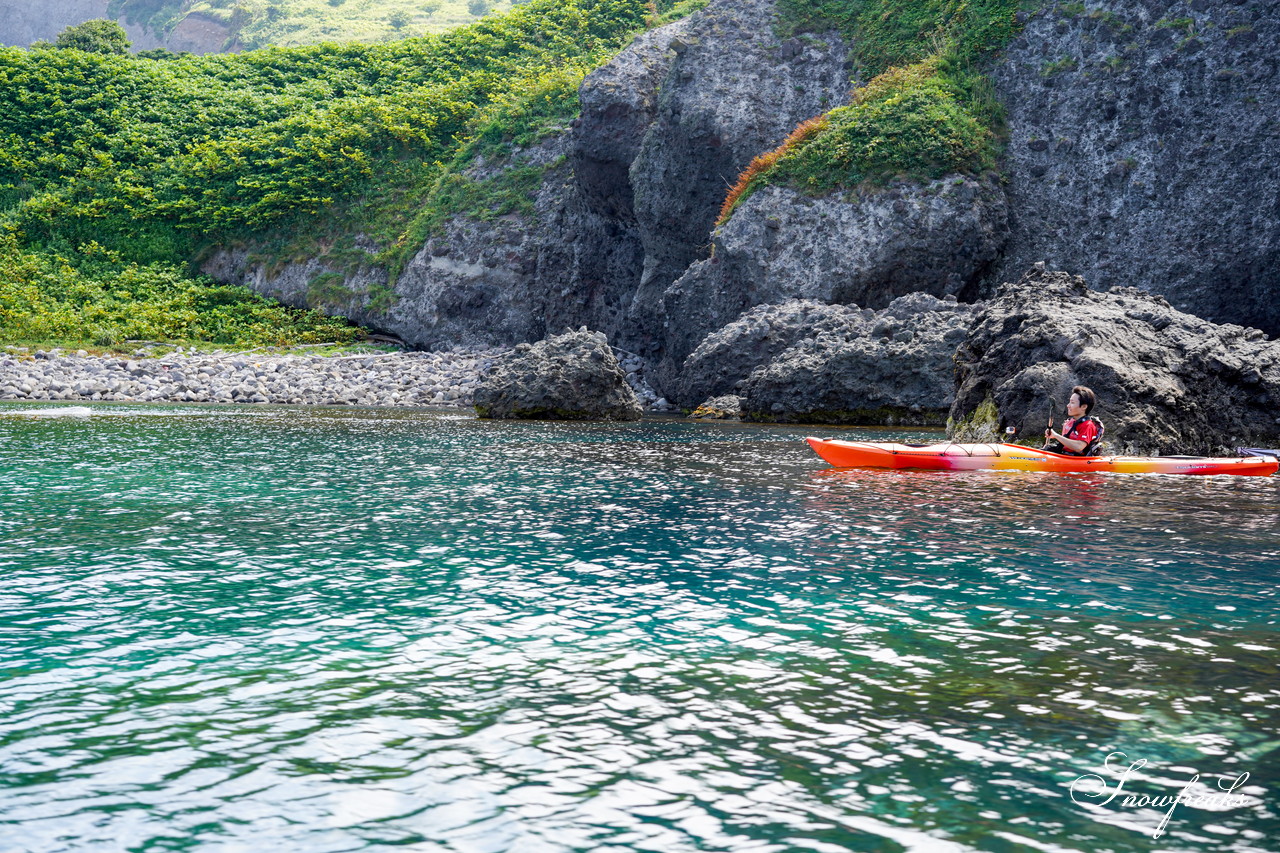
1045, 386, 1103, 455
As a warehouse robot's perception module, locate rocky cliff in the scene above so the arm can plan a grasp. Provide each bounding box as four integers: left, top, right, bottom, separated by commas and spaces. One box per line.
206, 0, 1279, 420
208, 0, 853, 359
989, 0, 1280, 335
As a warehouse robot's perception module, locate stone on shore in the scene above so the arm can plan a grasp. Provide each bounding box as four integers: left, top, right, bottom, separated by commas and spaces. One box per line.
951, 266, 1280, 456
740, 294, 979, 425
690, 395, 742, 419
473, 329, 643, 421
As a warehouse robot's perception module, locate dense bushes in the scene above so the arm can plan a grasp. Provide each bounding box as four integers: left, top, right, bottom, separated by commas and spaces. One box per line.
2, 0, 659, 253
0, 235, 362, 346
1, 0, 674, 346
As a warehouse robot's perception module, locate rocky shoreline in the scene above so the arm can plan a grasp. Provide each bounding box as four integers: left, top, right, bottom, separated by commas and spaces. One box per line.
0, 344, 672, 411
0, 347, 500, 409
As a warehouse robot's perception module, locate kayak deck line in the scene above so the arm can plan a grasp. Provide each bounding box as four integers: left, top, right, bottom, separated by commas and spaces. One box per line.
805, 438, 1280, 477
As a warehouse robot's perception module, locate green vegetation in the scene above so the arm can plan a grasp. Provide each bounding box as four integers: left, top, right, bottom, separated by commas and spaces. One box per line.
2, 0, 689, 347
54, 20, 133, 54
776, 0, 1024, 84
1041, 55, 1078, 75
0, 234, 361, 347
947, 393, 1001, 441
720, 0, 1031, 223
732, 61, 995, 208
1155, 16, 1196, 34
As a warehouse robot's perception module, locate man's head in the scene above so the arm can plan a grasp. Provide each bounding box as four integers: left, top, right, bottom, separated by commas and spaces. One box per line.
1070, 385, 1096, 415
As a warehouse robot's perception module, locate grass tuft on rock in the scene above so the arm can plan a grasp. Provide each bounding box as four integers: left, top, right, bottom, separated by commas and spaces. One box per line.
719, 0, 1030, 222
719, 59, 996, 223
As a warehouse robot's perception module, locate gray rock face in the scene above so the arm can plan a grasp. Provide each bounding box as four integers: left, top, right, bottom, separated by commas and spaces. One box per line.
673, 294, 978, 423
989, 0, 1280, 334
657, 176, 1007, 391
673, 300, 874, 408
207, 139, 567, 352
473, 329, 642, 421
626, 0, 852, 343
951, 267, 1280, 456
572, 20, 695, 224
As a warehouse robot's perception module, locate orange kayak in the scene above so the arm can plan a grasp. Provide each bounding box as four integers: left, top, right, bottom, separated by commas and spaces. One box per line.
806, 438, 1279, 477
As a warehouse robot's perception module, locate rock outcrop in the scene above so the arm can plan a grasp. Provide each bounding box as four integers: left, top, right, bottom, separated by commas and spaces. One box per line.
657, 176, 1006, 390
625, 0, 851, 343
671, 294, 977, 423
989, 0, 1280, 334
739, 294, 979, 424
165, 12, 236, 53
689, 395, 742, 419
951, 267, 1280, 456
473, 328, 642, 421
210, 0, 854, 363
571, 21, 696, 225
673, 300, 873, 408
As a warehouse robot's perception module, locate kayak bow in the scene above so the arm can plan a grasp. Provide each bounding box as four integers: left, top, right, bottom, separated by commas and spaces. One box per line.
805, 438, 1279, 476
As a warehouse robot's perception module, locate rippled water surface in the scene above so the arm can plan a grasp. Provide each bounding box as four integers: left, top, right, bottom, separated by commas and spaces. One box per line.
1, 403, 1277, 852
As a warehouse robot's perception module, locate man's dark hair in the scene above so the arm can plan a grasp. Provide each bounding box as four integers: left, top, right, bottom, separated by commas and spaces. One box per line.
1073, 385, 1096, 415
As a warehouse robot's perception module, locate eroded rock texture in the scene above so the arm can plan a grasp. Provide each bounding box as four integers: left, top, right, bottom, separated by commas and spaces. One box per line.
473, 328, 642, 421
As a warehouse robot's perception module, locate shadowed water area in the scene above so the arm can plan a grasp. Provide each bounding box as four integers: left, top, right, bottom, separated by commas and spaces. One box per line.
1, 404, 1277, 852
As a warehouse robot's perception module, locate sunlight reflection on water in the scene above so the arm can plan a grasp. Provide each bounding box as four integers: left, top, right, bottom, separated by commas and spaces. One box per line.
1, 404, 1277, 851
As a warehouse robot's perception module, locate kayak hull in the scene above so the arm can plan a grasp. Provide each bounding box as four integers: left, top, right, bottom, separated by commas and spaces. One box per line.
806, 438, 1279, 477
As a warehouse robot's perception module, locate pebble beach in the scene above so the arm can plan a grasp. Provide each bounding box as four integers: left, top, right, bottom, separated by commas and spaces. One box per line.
0, 345, 670, 410
0, 346, 500, 408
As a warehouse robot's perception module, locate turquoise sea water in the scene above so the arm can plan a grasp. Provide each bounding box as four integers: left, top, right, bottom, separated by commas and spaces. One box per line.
1, 403, 1277, 852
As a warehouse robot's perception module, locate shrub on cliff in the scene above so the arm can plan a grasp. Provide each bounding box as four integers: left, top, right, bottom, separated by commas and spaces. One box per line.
777, 0, 1021, 81
720, 61, 995, 221
720, 0, 1022, 222
0, 235, 361, 347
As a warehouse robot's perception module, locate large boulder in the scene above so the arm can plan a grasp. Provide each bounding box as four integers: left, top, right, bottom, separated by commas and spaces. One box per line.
951, 266, 1280, 456
740, 294, 979, 424
657, 176, 1007, 390
672, 299, 875, 408
473, 328, 643, 421
673, 294, 977, 423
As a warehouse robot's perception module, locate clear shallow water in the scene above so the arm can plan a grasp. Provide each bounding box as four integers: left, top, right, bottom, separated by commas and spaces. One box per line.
0, 403, 1277, 853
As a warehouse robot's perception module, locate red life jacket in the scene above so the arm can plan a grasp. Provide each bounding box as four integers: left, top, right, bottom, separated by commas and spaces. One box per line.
1062, 416, 1104, 456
